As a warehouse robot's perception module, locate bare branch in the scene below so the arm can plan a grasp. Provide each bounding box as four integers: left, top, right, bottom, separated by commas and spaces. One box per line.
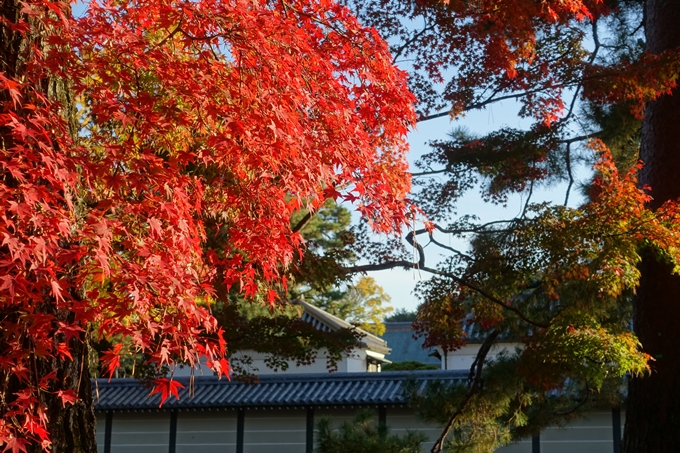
345, 262, 549, 329
392, 23, 434, 64
291, 211, 314, 234
564, 141, 574, 206
430, 330, 501, 453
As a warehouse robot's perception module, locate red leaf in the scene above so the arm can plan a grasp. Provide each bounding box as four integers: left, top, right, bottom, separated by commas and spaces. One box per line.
56, 343, 73, 360
100, 344, 123, 379
212, 358, 231, 379
2, 437, 28, 453
150, 378, 184, 407
55, 390, 78, 408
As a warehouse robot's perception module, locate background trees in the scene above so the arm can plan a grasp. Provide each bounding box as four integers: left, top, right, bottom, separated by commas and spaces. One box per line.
341, 0, 680, 451
316, 409, 426, 453
0, 0, 415, 449
290, 200, 395, 335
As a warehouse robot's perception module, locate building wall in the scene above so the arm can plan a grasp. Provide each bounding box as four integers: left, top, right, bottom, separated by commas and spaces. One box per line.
108, 412, 170, 453
95, 408, 624, 453
228, 349, 375, 375
244, 409, 307, 453
439, 343, 521, 370
539, 411, 623, 453
176, 412, 237, 453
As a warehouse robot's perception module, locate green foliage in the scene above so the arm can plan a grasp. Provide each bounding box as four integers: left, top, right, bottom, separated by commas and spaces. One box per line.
385, 308, 418, 322
290, 199, 357, 297
405, 354, 627, 453
314, 276, 394, 336
382, 361, 438, 371
520, 313, 648, 389
315, 409, 425, 453
290, 201, 394, 335
211, 298, 361, 376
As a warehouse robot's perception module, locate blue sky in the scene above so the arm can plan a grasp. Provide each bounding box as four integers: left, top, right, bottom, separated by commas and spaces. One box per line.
364, 102, 591, 312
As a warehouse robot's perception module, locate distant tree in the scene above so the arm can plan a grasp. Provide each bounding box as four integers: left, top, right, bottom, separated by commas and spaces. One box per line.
316, 409, 425, 453
382, 361, 438, 371
289, 201, 395, 335
311, 276, 394, 336
289, 199, 357, 299
385, 308, 418, 323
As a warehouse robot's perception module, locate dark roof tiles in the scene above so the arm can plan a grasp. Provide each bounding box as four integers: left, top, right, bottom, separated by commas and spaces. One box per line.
93, 370, 467, 411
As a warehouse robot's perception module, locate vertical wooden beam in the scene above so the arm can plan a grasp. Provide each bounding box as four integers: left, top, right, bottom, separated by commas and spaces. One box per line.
378, 406, 387, 428
169, 411, 177, 453
237, 409, 245, 453
104, 412, 112, 453
612, 408, 622, 453
306, 407, 315, 453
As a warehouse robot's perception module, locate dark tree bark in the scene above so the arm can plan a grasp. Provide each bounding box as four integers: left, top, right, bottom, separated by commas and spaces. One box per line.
1, 0, 98, 451
623, 1, 680, 451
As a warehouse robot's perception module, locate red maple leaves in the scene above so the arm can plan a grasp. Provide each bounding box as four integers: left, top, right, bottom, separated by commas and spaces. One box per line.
150, 378, 185, 408
0, 0, 415, 448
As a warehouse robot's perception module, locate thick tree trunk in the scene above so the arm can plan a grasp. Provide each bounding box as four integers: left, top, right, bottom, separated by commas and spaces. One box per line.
0, 316, 98, 453
1, 0, 98, 451
25, 331, 98, 453
622, 1, 680, 451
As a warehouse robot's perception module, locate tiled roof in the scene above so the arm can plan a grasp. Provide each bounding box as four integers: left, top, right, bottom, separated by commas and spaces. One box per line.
93, 370, 466, 412
296, 300, 390, 354
381, 322, 440, 365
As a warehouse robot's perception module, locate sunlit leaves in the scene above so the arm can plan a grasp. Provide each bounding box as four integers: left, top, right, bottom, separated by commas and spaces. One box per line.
520, 314, 649, 390
0, 0, 415, 447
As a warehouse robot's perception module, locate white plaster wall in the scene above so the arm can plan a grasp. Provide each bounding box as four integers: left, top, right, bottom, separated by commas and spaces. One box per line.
232, 348, 374, 375
110, 413, 170, 453
96, 407, 623, 453
244, 409, 307, 453
440, 343, 521, 371
176, 412, 237, 453
346, 349, 368, 373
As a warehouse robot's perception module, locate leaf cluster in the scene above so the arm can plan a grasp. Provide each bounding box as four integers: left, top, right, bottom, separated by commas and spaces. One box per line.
315, 409, 426, 453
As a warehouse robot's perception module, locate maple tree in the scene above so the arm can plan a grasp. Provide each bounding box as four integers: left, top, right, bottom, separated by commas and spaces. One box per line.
342, 0, 680, 451
0, 0, 416, 449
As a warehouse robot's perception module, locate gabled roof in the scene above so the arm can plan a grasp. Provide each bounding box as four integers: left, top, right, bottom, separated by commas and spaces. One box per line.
296, 300, 391, 355
93, 370, 467, 412
381, 322, 440, 365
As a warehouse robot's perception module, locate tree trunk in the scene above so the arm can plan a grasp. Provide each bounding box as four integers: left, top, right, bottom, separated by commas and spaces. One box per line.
622, 1, 680, 451
26, 331, 98, 453
1, 0, 98, 450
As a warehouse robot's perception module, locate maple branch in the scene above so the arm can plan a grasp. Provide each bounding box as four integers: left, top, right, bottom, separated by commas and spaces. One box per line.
153, 15, 184, 49
556, 19, 601, 129
426, 236, 473, 261
391, 22, 434, 64
410, 167, 452, 177
347, 259, 549, 329
346, 223, 551, 328
520, 177, 535, 219
428, 220, 519, 235
564, 141, 574, 206
417, 79, 581, 122
291, 211, 314, 234
430, 329, 500, 453
406, 230, 425, 269
558, 132, 604, 144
